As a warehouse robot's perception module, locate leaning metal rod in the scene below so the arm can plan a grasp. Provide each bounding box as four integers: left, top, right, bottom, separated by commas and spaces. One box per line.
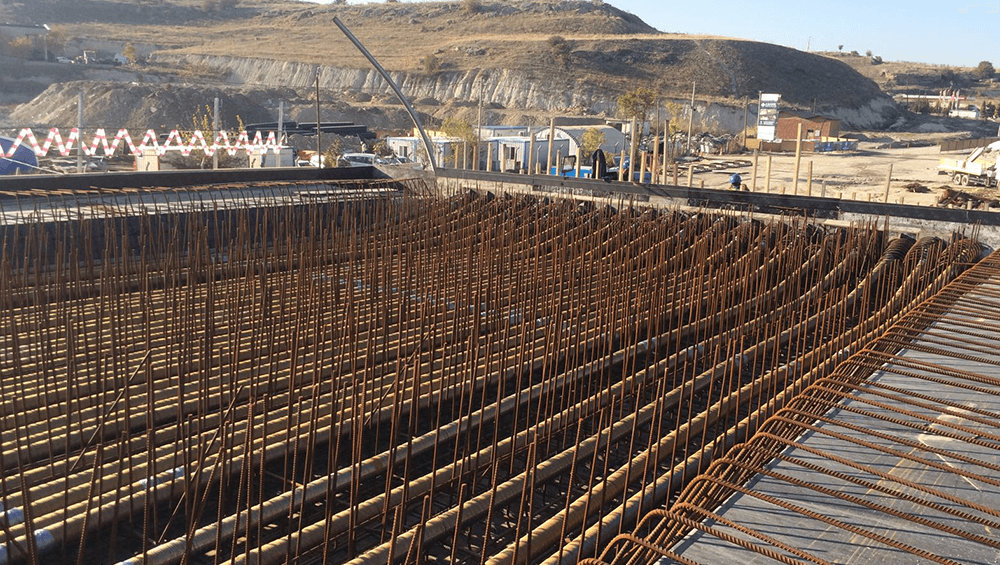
332, 16, 437, 172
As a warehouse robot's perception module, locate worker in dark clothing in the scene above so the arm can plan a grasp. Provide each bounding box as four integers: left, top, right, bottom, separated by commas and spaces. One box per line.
590, 149, 608, 180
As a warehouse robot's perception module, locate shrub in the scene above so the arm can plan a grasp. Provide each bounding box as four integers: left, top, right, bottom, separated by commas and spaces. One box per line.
975, 60, 995, 80
548, 35, 571, 63
461, 0, 482, 13
909, 99, 931, 114
6, 36, 34, 60
421, 53, 441, 73
123, 43, 138, 65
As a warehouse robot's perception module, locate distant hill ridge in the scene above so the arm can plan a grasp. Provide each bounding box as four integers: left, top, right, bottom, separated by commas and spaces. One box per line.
1, 0, 660, 34
1, 0, 903, 130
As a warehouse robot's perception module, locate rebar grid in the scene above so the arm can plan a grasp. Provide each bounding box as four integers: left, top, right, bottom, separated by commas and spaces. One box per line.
0, 182, 982, 565
594, 241, 1000, 565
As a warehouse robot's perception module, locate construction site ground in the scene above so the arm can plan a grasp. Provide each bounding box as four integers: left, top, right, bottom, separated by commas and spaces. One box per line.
701, 142, 995, 209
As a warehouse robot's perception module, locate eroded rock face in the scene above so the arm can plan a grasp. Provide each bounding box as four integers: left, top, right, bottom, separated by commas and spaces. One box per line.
146, 51, 902, 132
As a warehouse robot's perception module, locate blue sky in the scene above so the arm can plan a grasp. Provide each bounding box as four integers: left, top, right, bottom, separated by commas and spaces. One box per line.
305, 0, 1000, 67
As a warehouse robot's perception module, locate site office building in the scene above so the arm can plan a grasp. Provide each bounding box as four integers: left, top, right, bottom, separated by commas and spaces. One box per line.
775, 111, 841, 140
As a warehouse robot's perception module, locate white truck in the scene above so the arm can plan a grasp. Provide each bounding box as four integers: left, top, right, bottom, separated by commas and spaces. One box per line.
938, 140, 1000, 187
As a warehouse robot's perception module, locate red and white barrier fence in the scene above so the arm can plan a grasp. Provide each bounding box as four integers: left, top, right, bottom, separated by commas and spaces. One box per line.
2, 128, 283, 159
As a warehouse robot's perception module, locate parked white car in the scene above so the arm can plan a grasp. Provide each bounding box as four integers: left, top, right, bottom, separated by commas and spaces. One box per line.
340, 153, 388, 167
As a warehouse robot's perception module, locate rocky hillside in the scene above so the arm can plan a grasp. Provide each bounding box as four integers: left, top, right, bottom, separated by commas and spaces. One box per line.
1, 0, 904, 131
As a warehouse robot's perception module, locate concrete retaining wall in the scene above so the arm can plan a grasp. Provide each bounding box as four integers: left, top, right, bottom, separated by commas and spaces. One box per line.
435, 169, 1000, 249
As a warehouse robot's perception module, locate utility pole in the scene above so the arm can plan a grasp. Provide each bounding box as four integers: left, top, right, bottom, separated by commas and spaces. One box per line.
212, 97, 220, 170
742, 96, 748, 151
77, 92, 83, 174
476, 73, 487, 170
686, 81, 695, 154
656, 101, 661, 139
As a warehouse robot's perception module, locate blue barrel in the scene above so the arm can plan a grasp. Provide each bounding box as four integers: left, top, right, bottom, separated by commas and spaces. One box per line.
0, 136, 38, 175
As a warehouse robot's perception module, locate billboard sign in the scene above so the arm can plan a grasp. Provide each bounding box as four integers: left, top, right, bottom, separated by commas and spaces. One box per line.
757, 93, 780, 141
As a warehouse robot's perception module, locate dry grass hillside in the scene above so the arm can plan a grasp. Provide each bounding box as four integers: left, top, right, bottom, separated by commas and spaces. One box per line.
822, 51, 1000, 97
1, 0, 905, 130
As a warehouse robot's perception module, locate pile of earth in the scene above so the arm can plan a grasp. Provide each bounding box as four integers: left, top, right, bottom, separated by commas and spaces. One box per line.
3, 81, 425, 134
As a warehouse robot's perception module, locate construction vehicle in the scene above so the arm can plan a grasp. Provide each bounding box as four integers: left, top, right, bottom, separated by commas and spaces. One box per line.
938, 140, 1000, 187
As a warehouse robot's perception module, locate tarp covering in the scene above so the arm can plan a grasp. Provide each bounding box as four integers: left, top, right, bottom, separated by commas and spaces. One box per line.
0, 137, 38, 175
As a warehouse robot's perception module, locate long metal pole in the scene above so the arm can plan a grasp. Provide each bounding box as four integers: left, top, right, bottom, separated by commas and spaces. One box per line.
792, 122, 803, 195
277, 101, 284, 164
742, 96, 749, 151
477, 76, 485, 170
333, 16, 437, 172
686, 81, 695, 154
77, 92, 83, 174
277, 101, 284, 139
315, 75, 322, 168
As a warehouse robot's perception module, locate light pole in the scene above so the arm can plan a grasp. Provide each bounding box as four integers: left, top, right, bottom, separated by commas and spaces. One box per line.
315, 73, 322, 168
476, 73, 487, 170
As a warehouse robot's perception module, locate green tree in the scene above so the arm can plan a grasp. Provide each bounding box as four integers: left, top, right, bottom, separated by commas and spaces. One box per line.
441, 117, 475, 144
975, 60, 995, 80
441, 117, 476, 165
165, 105, 245, 169
662, 101, 685, 134
617, 86, 657, 125
581, 127, 605, 158
325, 137, 345, 168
